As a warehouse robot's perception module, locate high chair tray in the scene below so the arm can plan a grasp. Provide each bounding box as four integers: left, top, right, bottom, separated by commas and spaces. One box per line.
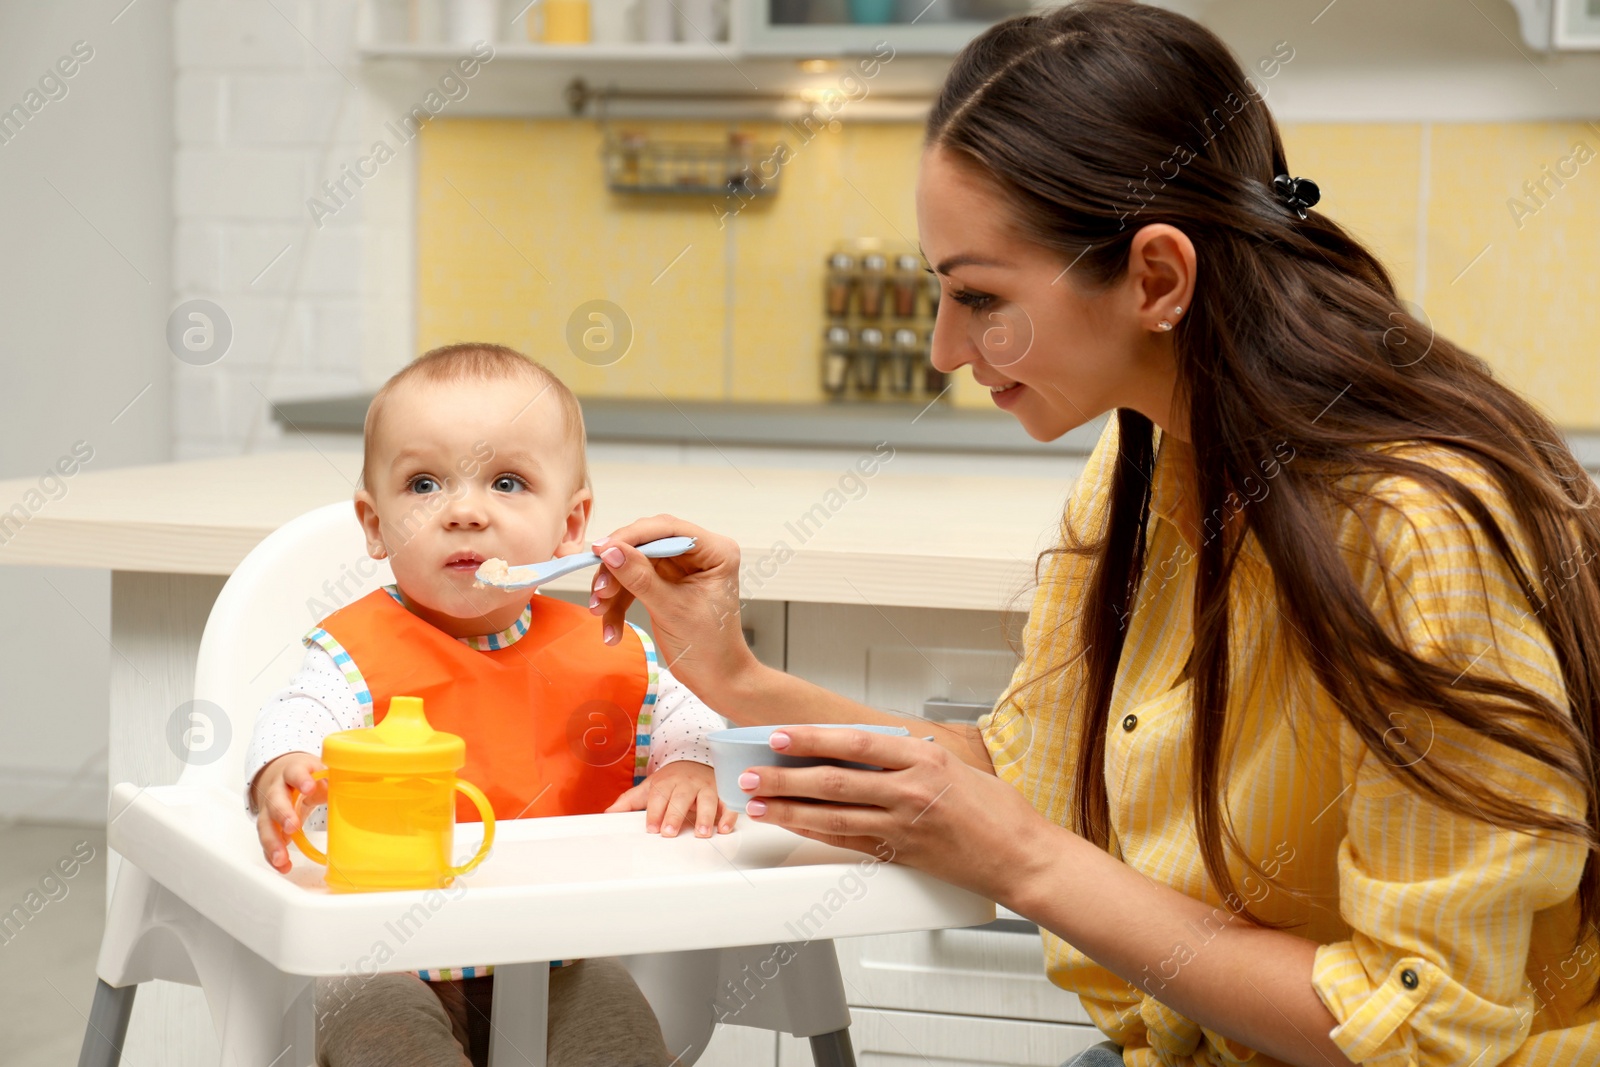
107, 782, 995, 976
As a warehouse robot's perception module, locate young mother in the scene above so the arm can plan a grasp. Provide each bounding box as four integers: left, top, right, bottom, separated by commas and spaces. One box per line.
590, 4, 1600, 1064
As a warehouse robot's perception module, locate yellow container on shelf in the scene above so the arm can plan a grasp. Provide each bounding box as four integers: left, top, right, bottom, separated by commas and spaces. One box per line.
536, 0, 592, 43
290, 696, 496, 892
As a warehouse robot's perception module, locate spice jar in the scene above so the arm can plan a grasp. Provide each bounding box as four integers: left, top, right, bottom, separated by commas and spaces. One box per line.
858, 252, 888, 318
822, 325, 853, 399
891, 253, 921, 318
889, 327, 920, 396
617, 132, 646, 188
855, 327, 886, 395
824, 252, 855, 318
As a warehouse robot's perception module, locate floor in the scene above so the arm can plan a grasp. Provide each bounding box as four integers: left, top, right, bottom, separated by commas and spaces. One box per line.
0, 820, 107, 1067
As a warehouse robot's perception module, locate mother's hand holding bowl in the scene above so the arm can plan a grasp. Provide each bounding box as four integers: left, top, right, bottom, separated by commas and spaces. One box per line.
584, 516, 1047, 903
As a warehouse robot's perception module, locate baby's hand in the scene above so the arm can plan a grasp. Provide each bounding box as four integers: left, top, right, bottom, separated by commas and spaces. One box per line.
605, 760, 735, 838
250, 752, 327, 873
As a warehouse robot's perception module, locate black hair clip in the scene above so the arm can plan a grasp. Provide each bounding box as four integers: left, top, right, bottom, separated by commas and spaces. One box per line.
1272, 174, 1320, 219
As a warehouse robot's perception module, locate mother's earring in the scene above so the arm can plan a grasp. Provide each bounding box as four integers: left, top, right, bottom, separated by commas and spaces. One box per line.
1157, 320, 1173, 331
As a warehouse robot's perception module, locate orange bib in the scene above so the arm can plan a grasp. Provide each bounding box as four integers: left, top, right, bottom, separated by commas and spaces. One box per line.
310, 590, 650, 822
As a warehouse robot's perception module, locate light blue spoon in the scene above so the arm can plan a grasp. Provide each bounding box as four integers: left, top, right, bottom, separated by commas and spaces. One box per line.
473, 536, 697, 591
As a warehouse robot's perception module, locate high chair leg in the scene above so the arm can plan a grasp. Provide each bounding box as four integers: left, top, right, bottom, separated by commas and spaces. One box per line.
77, 980, 137, 1067
807, 1029, 857, 1067
487, 961, 550, 1067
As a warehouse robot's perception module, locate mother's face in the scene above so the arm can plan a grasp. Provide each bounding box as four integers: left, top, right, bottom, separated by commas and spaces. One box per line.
915, 144, 1167, 442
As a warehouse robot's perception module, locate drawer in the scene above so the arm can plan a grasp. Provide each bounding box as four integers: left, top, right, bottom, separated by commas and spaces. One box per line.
776, 1008, 1105, 1067
835, 923, 1090, 1026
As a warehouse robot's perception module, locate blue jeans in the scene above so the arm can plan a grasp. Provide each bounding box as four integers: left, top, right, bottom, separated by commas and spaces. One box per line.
1061, 1041, 1124, 1067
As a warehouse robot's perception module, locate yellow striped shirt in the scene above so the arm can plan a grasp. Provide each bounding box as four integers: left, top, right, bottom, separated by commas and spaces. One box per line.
982, 419, 1600, 1066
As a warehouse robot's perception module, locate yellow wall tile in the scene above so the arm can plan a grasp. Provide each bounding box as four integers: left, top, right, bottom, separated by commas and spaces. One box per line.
1278, 123, 1423, 301
418, 118, 730, 401
1423, 122, 1600, 428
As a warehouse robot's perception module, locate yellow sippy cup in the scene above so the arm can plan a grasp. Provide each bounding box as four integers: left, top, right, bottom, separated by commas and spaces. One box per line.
289, 696, 496, 892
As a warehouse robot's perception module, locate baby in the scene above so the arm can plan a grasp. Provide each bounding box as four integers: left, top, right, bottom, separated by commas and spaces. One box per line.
245, 343, 733, 1067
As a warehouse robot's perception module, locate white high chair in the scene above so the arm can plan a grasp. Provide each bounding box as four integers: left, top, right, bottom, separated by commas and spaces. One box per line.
79, 502, 993, 1067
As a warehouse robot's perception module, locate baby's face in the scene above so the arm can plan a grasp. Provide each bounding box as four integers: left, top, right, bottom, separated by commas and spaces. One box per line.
354, 377, 590, 631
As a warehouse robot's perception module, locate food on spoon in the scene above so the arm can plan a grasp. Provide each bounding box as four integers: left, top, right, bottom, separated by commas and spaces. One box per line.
475, 557, 511, 587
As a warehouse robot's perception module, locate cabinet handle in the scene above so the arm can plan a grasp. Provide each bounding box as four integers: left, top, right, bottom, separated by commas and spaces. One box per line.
921, 697, 997, 723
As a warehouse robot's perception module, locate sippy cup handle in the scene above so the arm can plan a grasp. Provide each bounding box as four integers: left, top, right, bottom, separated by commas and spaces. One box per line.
450, 780, 496, 877
288, 769, 330, 866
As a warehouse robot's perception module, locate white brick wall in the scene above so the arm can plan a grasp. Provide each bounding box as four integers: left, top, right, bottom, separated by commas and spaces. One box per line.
171, 0, 372, 459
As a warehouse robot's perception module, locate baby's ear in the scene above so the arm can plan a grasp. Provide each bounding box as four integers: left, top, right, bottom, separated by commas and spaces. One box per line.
557, 484, 594, 554
353, 490, 388, 559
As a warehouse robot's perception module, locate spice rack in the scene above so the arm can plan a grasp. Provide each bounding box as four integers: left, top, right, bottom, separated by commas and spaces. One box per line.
821, 238, 945, 403
603, 130, 785, 197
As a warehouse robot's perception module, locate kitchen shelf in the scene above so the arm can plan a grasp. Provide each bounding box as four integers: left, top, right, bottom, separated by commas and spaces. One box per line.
357, 0, 1022, 60
737, 0, 1021, 56
356, 41, 737, 60
602, 131, 785, 197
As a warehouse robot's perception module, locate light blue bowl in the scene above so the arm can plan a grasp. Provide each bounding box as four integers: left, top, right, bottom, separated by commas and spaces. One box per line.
708, 724, 911, 810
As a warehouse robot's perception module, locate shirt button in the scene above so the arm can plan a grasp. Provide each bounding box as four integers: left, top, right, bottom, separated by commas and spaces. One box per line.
1122, 714, 1138, 732
1400, 968, 1419, 990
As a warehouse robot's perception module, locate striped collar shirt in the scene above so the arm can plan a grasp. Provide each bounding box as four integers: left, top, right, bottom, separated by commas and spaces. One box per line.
982, 419, 1600, 1066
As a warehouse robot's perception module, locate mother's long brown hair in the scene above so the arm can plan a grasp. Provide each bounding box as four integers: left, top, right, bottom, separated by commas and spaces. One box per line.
930, 0, 1600, 979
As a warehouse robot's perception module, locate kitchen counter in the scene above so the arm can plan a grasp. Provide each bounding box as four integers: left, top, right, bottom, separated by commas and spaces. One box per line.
0, 449, 1077, 613
273, 394, 1108, 457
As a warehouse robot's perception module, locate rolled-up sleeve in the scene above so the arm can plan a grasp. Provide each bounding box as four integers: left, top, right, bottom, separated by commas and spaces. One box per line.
1312, 752, 1585, 1065
1313, 458, 1590, 1066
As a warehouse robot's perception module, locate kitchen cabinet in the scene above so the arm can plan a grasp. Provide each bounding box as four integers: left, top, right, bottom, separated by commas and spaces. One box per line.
833, 924, 1088, 1026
